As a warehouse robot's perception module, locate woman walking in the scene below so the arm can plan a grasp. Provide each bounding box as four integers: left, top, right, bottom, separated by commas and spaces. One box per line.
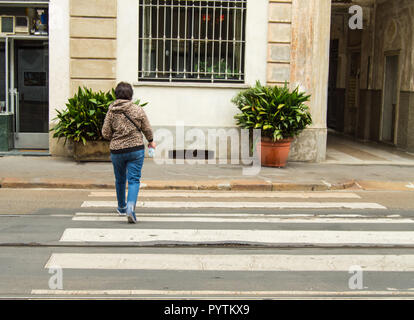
102, 82, 155, 223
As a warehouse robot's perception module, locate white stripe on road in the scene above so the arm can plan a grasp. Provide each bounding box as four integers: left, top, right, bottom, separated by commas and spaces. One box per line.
81, 201, 386, 210
71, 216, 414, 224
75, 212, 380, 218
88, 191, 362, 199
30, 289, 414, 297
59, 228, 414, 245
44, 253, 414, 272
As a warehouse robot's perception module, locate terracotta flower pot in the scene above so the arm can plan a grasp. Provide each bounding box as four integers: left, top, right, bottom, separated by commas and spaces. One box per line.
258, 137, 293, 168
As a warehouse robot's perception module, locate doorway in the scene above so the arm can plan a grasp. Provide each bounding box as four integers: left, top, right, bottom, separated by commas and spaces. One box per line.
0, 1, 49, 150
344, 50, 361, 136
381, 54, 399, 144
327, 39, 341, 130
0, 40, 5, 112
0, 38, 49, 149
14, 39, 49, 148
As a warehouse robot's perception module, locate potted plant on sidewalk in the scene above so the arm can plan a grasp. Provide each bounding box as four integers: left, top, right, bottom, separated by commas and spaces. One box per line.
233, 81, 312, 167
50, 87, 116, 161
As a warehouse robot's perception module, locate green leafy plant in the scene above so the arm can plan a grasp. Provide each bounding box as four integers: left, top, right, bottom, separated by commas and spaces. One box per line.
51, 87, 148, 145
50, 87, 116, 145
195, 59, 239, 79
232, 81, 312, 141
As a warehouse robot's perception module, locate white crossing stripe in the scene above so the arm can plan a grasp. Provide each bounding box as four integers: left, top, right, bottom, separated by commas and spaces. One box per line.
44, 253, 414, 272
88, 191, 362, 199
72, 215, 414, 224
81, 201, 386, 210
75, 212, 384, 218
60, 228, 414, 245
30, 289, 414, 297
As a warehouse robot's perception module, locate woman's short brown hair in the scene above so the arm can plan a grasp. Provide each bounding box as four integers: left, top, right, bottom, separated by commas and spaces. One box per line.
115, 82, 133, 100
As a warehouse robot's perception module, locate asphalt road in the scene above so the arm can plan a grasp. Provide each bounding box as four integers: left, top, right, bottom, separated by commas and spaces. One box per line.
0, 188, 414, 299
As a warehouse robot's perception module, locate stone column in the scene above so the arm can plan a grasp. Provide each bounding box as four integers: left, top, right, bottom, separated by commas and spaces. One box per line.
69, 0, 118, 95
289, 0, 331, 162
50, 0, 118, 156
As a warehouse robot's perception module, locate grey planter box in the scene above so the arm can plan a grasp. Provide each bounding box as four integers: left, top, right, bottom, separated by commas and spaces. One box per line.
73, 140, 111, 162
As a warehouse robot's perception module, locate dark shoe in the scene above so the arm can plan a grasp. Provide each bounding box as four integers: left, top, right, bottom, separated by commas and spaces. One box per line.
117, 206, 127, 216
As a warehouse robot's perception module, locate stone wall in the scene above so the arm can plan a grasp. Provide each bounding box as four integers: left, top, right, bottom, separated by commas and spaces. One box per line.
329, 0, 414, 153
357, 89, 382, 142
398, 91, 410, 149
267, 0, 292, 86
408, 93, 414, 153
56, 0, 333, 162
50, 0, 118, 156
266, 0, 331, 162
371, 0, 414, 92
289, 0, 331, 162
369, 0, 414, 148
69, 0, 117, 95
398, 92, 414, 152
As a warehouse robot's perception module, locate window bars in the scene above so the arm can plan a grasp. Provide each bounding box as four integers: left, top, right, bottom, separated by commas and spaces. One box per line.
138, 0, 247, 83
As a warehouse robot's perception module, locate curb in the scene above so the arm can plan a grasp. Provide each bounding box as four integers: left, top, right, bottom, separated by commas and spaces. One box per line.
0, 177, 358, 191
1, 242, 413, 249
0, 178, 114, 190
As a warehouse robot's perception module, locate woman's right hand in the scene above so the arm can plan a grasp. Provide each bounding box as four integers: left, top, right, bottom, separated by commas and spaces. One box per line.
148, 141, 156, 149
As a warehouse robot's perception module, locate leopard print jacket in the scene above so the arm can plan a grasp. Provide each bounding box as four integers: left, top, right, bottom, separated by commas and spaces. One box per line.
102, 99, 153, 152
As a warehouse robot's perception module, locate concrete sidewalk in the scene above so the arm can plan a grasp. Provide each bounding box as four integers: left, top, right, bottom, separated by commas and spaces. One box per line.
0, 155, 414, 191
326, 133, 414, 166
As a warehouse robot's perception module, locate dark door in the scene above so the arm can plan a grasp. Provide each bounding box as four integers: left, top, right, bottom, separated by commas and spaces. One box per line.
381, 55, 399, 143
13, 39, 49, 148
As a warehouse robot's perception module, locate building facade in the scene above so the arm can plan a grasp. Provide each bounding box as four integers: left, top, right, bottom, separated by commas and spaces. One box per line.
1, 0, 413, 160
329, 0, 414, 152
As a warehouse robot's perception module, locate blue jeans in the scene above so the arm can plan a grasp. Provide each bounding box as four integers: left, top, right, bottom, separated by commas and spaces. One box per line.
110, 149, 145, 214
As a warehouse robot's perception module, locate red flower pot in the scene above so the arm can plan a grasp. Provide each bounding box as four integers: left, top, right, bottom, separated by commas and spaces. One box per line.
258, 137, 293, 167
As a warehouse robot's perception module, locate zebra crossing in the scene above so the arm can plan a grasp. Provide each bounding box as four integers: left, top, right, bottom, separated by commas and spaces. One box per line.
43, 253, 414, 272
31, 190, 414, 298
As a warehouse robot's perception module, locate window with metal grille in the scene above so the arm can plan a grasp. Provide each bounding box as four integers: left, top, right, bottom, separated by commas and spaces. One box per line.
138, 0, 246, 83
